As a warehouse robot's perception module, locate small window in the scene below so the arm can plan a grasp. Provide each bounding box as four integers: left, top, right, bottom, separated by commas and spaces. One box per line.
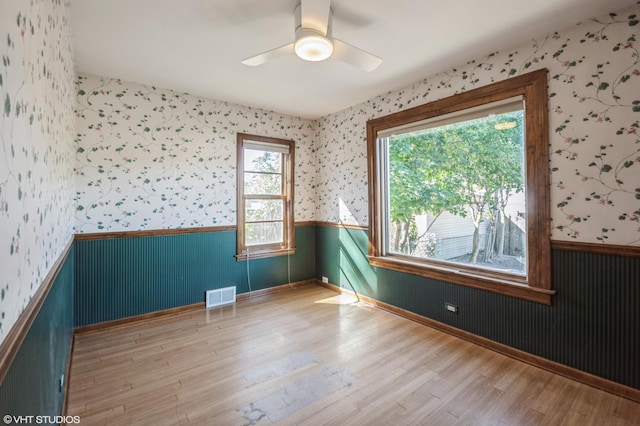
366, 69, 553, 304
237, 133, 295, 260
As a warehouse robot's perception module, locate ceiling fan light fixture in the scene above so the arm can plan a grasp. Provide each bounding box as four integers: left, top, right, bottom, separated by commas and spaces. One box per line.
242, 0, 381, 71
294, 31, 333, 62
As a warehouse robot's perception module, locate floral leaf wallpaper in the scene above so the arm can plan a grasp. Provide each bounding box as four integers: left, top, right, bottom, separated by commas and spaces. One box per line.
0, 0, 635, 350
0, 0, 76, 343
74, 75, 317, 232
316, 4, 640, 246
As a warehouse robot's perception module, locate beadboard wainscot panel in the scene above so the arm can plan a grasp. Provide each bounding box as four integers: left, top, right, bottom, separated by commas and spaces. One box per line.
315, 223, 639, 397
0, 243, 75, 417
74, 225, 315, 327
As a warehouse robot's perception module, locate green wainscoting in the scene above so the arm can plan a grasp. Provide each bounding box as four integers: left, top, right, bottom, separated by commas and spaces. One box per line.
74, 227, 316, 327
0, 246, 75, 417
315, 225, 639, 391
2, 222, 637, 417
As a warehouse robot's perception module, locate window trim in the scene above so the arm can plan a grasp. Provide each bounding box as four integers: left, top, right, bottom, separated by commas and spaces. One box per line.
236, 133, 295, 261
366, 69, 553, 304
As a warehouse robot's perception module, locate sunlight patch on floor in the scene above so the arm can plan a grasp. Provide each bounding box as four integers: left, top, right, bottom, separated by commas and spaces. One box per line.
314, 294, 359, 305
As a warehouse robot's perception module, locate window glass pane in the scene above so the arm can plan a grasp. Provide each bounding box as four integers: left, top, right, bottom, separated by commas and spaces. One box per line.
386, 109, 526, 276
245, 200, 283, 221
246, 222, 283, 246
244, 149, 281, 173
237, 133, 295, 258
244, 172, 281, 195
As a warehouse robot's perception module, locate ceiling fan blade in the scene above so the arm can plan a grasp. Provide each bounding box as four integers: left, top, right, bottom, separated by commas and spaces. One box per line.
241, 43, 295, 67
300, 0, 332, 35
332, 39, 382, 72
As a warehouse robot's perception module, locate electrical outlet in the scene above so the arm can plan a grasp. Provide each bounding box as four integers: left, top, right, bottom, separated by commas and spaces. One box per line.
321, 276, 329, 283
445, 303, 458, 314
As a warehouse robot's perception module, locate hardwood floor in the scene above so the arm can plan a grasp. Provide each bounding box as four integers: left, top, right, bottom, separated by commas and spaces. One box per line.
66, 284, 640, 425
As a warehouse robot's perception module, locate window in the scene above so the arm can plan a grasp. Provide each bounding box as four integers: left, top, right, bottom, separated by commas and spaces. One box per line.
366, 69, 553, 304
237, 133, 295, 260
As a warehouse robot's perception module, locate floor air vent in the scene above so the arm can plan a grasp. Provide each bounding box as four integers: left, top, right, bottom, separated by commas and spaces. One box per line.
206, 286, 236, 308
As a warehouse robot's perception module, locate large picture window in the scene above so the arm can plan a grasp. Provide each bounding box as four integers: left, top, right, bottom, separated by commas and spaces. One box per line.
237, 133, 295, 260
366, 69, 553, 304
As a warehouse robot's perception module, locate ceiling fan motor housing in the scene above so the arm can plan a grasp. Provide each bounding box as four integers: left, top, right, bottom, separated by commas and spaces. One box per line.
294, 2, 334, 61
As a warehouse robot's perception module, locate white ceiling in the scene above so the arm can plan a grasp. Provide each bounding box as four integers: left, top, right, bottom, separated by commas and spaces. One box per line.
70, 0, 636, 119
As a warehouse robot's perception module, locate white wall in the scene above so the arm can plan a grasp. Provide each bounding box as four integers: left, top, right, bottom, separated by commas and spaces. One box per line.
0, 0, 76, 344
74, 74, 317, 233
315, 4, 640, 246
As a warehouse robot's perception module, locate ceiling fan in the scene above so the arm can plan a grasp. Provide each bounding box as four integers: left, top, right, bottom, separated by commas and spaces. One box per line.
241, 0, 382, 72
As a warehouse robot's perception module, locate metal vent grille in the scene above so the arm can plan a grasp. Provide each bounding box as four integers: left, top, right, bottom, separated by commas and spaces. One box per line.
206, 286, 236, 308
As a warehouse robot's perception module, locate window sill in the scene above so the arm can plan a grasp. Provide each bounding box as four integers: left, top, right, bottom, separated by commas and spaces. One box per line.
236, 248, 296, 261
367, 255, 554, 305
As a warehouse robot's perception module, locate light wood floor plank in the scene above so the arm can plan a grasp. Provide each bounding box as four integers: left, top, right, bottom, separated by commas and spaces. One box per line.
66, 285, 640, 425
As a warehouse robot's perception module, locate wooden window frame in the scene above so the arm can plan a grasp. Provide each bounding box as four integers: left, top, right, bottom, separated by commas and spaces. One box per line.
366, 69, 554, 304
236, 133, 295, 261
